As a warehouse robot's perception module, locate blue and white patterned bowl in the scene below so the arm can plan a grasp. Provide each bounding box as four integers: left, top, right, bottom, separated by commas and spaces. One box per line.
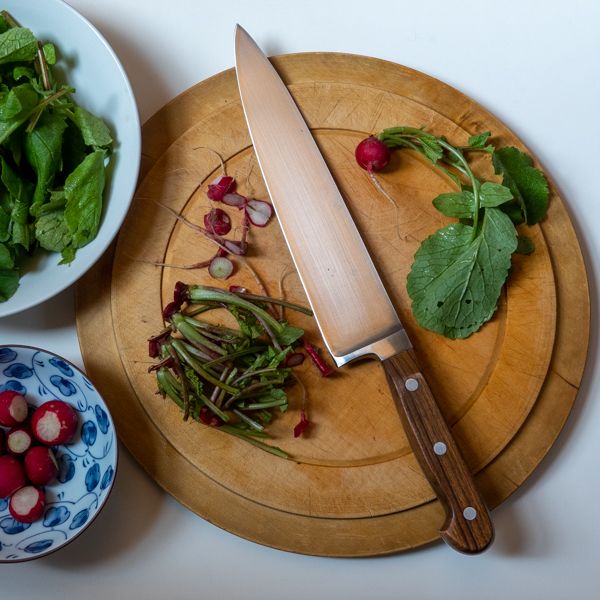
0, 346, 118, 562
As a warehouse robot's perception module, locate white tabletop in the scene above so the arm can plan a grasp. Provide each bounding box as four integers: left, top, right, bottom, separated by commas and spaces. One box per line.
2, 0, 599, 598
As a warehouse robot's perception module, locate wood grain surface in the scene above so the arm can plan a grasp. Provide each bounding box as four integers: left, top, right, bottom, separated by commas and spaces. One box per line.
74, 53, 589, 556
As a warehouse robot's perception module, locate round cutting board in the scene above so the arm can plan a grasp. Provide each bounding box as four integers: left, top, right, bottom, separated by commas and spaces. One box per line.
75, 53, 589, 555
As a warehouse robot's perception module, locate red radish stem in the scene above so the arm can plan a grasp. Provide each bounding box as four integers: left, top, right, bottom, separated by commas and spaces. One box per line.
0, 391, 28, 427
204, 208, 232, 236
9, 486, 45, 523
24, 446, 58, 485
302, 339, 334, 376
0, 454, 26, 497
6, 427, 33, 456
208, 256, 234, 280
31, 400, 78, 445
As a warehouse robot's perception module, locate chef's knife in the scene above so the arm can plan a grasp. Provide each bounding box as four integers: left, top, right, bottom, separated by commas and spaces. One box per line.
235, 26, 494, 554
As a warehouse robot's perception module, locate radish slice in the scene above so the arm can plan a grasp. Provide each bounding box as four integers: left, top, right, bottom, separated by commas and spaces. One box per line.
6, 427, 33, 456
25, 446, 58, 486
0, 391, 28, 427
222, 193, 247, 208
222, 239, 247, 256
208, 256, 234, 280
207, 175, 236, 201
285, 352, 305, 367
0, 454, 26, 497
9, 486, 45, 523
31, 400, 78, 445
245, 199, 273, 227
203, 208, 232, 236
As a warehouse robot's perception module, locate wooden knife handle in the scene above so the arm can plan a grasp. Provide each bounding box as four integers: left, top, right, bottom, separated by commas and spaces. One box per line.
383, 349, 494, 554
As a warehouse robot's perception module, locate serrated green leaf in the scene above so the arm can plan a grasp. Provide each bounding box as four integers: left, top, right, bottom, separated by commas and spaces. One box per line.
479, 182, 513, 207
0, 28, 37, 64
0, 83, 39, 143
407, 208, 517, 338
277, 325, 304, 345
492, 147, 549, 225
71, 106, 112, 148
468, 131, 491, 148
34, 209, 71, 252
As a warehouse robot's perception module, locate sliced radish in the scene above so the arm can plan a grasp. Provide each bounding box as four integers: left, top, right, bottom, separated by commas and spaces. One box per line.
208, 256, 234, 280
24, 446, 58, 486
245, 199, 273, 227
31, 400, 78, 445
207, 175, 236, 201
203, 208, 232, 236
0, 391, 28, 427
228, 285, 248, 294
222, 239, 247, 256
6, 427, 33, 456
222, 192, 247, 208
0, 454, 26, 497
9, 486, 45, 523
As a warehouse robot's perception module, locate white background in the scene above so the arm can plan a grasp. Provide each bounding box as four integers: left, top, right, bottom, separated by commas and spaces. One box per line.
1, 1, 599, 598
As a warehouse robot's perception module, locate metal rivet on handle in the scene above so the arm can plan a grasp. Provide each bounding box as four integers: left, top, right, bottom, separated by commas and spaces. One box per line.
433, 442, 447, 456
405, 378, 419, 392
463, 507, 477, 521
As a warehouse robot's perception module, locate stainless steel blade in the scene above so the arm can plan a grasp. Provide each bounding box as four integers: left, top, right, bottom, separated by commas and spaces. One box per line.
235, 25, 410, 366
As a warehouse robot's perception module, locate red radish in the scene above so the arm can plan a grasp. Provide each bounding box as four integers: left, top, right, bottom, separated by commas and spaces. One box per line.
302, 339, 334, 377
207, 175, 236, 201
208, 256, 234, 280
6, 427, 33, 456
355, 136, 391, 172
31, 400, 78, 445
0, 454, 26, 497
24, 446, 58, 485
9, 486, 45, 523
222, 192, 247, 208
0, 390, 28, 427
245, 199, 273, 227
203, 208, 232, 236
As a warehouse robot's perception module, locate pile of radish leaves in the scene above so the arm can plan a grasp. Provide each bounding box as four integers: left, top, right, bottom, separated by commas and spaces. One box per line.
377, 127, 549, 339
0, 12, 113, 302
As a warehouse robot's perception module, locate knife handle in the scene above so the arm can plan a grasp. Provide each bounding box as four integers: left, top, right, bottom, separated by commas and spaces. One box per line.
383, 349, 494, 554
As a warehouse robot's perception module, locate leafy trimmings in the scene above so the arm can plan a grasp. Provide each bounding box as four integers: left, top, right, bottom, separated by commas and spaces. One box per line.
378, 127, 549, 339
0, 13, 113, 302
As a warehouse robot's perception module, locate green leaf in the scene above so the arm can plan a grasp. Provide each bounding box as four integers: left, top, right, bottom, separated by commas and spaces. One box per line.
478, 182, 513, 207
59, 245, 76, 265
35, 210, 71, 252
71, 106, 112, 148
515, 235, 535, 255
492, 147, 549, 225
0, 14, 10, 34
0, 267, 18, 301
468, 131, 491, 148
0, 83, 39, 143
407, 208, 517, 338
0, 202, 9, 242
0, 241, 13, 268
1, 156, 33, 249
229, 305, 263, 339
63, 150, 106, 250
24, 111, 67, 213
277, 325, 304, 345
12, 65, 34, 81
0, 28, 37, 64
42, 43, 56, 65
432, 191, 474, 219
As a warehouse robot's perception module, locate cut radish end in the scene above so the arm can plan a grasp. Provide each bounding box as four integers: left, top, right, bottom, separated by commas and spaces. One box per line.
208, 256, 234, 280
203, 208, 232, 236
0, 391, 28, 427
25, 446, 58, 486
9, 486, 45, 523
6, 427, 33, 455
222, 192, 247, 208
245, 199, 273, 227
0, 454, 26, 497
31, 400, 78, 445
207, 175, 236, 201
228, 285, 248, 294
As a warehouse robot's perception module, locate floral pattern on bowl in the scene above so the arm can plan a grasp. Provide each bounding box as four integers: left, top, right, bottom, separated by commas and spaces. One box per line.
0, 345, 118, 562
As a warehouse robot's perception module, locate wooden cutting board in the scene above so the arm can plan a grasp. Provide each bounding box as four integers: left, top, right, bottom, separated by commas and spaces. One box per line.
75, 53, 589, 555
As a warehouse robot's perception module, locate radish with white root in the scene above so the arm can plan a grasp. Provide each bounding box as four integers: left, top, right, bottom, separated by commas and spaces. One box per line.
0, 454, 26, 497
31, 400, 78, 445
9, 486, 45, 523
6, 427, 33, 456
24, 446, 58, 486
0, 390, 29, 427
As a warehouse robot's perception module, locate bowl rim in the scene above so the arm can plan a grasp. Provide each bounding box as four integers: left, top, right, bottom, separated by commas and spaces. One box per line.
0, 0, 142, 319
0, 343, 119, 563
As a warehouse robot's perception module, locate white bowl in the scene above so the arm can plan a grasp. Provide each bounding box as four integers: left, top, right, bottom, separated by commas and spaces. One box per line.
0, 0, 141, 318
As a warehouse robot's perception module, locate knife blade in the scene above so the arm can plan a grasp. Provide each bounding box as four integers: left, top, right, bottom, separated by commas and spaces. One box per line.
235, 25, 494, 554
